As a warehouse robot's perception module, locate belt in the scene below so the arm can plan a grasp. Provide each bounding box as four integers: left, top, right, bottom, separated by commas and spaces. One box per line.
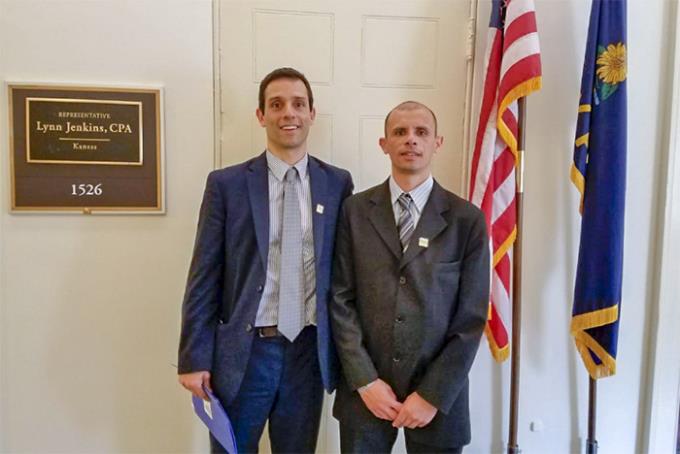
256, 326, 281, 338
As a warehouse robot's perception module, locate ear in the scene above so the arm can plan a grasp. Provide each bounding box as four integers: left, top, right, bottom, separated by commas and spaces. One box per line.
256, 108, 265, 127
310, 106, 316, 122
379, 137, 388, 155
434, 135, 444, 153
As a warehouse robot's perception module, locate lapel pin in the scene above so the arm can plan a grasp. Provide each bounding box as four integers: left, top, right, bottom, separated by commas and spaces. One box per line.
316, 204, 324, 214
419, 237, 429, 248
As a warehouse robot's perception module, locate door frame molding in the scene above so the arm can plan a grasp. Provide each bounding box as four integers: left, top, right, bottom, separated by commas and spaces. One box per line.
643, 2, 680, 452
212, 0, 223, 168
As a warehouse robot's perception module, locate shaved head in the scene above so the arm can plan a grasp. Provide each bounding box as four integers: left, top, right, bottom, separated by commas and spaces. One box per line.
384, 101, 438, 136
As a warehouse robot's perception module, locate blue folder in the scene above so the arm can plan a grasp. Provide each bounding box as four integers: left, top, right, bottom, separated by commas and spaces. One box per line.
192, 388, 238, 454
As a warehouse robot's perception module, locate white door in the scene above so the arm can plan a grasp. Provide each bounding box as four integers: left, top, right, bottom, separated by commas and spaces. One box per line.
217, 1, 473, 451
218, 0, 473, 192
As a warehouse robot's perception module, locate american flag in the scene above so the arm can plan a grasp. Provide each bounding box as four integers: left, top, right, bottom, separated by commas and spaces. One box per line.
469, 0, 542, 361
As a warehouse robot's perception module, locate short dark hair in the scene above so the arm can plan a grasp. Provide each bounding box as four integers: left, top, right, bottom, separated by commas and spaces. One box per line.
384, 101, 438, 136
258, 67, 314, 112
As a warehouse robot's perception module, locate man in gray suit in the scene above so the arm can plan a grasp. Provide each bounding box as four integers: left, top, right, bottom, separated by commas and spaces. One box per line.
330, 101, 490, 453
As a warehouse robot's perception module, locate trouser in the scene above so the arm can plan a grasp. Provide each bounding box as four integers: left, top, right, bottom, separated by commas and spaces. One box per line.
339, 421, 463, 454
210, 326, 323, 454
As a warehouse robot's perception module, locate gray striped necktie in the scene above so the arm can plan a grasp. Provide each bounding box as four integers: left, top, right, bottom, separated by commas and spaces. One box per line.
278, 167, 304, 341
397, 193, 414, 252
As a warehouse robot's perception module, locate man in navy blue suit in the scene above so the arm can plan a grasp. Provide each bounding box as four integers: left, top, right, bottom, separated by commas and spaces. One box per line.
178, 67, 353, 453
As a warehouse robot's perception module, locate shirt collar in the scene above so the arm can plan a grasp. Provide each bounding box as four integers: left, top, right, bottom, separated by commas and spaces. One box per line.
266, 150, 309, 181
389, 175, 434, 214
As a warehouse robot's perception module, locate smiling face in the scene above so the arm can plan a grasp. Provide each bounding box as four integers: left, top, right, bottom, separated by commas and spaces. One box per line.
256, 77, 316, 159
379, 105, 443, 179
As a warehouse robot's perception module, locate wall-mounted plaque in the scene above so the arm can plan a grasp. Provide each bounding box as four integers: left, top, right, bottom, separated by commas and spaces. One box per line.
8, 84, 164, 213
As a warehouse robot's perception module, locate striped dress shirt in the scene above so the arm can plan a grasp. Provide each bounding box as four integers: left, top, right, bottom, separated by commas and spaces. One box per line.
255, 151, 316, 328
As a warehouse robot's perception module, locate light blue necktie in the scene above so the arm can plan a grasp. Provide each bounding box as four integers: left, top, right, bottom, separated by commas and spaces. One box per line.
278, 167, 304, 341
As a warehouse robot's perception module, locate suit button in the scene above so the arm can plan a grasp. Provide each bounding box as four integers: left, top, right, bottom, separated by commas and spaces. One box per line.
245, 323, 253, 332
395, 316, 404, 323
393, 356, 401, 363
399, 276, 406, 285
257, 285, 264, 292
218, 319, 224, 324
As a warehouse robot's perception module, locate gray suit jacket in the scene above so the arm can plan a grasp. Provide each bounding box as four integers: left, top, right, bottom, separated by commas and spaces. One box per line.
330, 179, 490, 447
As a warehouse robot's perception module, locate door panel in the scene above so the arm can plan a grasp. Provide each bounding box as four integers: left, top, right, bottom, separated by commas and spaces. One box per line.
219, 0, 471, 193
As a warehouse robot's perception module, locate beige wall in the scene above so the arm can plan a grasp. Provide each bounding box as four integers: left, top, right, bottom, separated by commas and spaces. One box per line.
0, 0, 677, 453
0, 0, 214, 451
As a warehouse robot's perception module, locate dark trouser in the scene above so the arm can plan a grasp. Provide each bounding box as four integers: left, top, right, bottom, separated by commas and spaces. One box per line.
340, 422, 463, 454
211, 326, 323, 454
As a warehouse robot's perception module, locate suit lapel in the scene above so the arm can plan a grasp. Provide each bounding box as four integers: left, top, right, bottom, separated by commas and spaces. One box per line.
247, 152, 270, 270
308, 157, 328, 268
400, 181, 450, 269
368, 181, 402, 260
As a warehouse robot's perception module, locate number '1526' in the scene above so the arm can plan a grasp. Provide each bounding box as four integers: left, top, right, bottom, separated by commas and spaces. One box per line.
71, 184, 103, 196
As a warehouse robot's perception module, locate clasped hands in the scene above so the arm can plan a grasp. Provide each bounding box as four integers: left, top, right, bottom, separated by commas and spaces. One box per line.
358, 378, 437, 429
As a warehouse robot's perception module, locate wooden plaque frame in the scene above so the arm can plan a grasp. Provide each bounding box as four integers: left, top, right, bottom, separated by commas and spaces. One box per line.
8, 84, 164, 214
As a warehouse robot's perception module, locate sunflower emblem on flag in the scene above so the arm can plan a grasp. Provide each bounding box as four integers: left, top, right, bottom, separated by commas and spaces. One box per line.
594, 42, 626, 104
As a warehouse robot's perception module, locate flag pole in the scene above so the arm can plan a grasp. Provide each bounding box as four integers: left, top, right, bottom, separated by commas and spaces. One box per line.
586, 378, 598, 454
507, 96, 526, 454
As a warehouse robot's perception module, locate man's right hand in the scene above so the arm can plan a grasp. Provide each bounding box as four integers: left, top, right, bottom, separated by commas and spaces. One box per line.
178, 371, 212, 401
358, 378, 403, 421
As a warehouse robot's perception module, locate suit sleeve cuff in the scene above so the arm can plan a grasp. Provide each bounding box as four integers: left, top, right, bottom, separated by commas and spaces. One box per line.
415, 379, 454, 415
357, 378, 379, 393
345, 365, 379, 392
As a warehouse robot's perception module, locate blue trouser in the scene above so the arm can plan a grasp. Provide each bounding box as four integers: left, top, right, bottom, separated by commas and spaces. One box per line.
211, 326, 324, 454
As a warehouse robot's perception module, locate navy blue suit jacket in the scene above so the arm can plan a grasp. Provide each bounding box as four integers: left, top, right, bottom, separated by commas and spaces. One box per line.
178, 152, 353, 405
